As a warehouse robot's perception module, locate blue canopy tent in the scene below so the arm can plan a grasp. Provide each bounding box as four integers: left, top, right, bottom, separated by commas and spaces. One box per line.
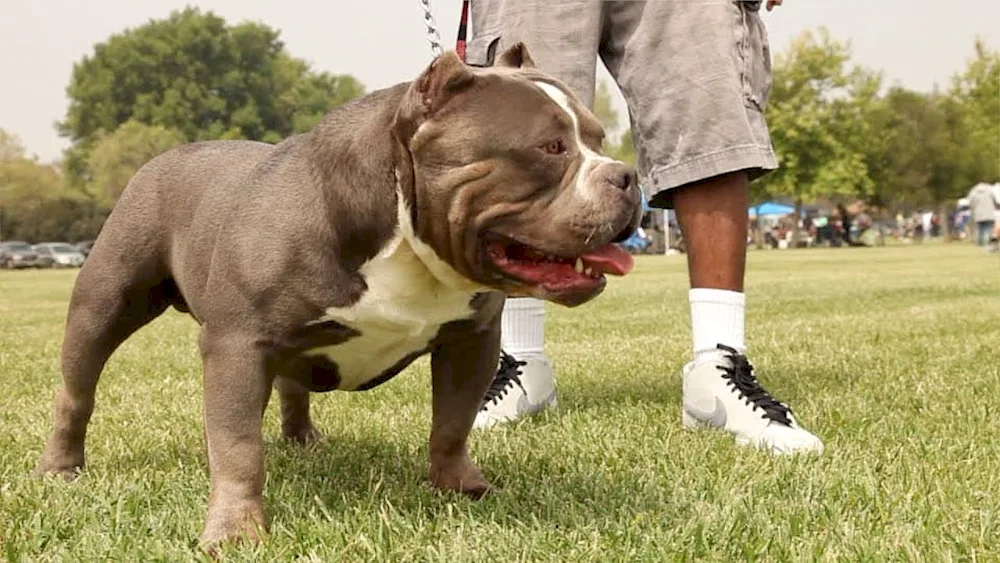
749, 201, 795, 218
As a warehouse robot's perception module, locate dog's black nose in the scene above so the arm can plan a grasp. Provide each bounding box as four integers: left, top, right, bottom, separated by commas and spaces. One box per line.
605, 164, 636, 191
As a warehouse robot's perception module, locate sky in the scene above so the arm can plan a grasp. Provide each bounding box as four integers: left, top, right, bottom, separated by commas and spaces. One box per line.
1, 0, 997, 162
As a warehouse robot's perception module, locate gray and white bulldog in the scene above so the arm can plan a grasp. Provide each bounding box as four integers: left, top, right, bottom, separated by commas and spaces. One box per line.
36, 44, 641, 549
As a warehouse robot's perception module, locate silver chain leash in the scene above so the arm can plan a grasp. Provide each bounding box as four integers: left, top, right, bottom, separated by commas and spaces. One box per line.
418, 0, 445, 57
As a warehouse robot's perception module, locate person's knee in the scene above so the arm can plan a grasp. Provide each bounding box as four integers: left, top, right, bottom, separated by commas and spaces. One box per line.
670, 171, 750, 211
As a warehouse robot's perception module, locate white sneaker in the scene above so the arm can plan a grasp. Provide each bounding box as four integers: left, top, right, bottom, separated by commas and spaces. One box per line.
473, 351, 557, 430
682, 345, 824, 455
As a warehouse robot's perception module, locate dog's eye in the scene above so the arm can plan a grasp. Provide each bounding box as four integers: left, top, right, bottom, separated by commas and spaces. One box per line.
539, 140, 567, 155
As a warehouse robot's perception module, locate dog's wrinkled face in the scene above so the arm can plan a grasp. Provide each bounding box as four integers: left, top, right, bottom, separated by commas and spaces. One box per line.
393, 43, 642, 307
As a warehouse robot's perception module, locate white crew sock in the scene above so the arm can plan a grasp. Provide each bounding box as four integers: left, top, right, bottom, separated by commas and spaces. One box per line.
500, 297, 546, 360
689, 288, 746, 364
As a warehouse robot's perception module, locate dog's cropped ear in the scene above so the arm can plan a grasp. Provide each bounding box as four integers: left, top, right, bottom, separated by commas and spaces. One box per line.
393, 51, 475, 157
495, 42, 536, 69
415, 51, 476, 114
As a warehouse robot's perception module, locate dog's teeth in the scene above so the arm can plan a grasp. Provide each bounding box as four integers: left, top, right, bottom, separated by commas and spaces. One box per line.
575, 258, 584, 273
584, 267, 593, 277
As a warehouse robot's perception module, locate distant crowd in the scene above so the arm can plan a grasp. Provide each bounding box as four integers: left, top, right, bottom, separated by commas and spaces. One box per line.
746, 182, 999, 253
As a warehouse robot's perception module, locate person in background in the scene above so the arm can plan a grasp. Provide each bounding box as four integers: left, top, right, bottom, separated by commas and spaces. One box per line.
953, 201, 971, 241
468, 0, 823, 454
967, 182, 999, 248
921, 210, 934, 241
993, 183, 1000, 251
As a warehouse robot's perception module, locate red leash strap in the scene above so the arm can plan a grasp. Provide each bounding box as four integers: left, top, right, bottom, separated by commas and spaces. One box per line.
456, 0, 470, 62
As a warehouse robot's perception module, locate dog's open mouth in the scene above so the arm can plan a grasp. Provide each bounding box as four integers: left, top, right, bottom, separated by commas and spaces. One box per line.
485, 234, 633, 301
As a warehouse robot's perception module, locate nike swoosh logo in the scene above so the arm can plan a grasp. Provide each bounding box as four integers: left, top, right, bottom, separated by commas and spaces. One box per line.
517, 394, 532, 413
517, 389, 555, 415
685, 397, 727, 427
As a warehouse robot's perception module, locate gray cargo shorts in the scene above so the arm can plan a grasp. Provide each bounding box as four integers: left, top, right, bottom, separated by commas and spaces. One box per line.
468, 0, 778, 208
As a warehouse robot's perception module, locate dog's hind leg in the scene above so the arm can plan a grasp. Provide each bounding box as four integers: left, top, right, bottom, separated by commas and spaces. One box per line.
273, 376, 324, 444
36, 259, 175, 477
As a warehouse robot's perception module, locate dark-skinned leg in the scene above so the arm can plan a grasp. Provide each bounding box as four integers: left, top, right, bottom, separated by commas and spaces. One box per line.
672, 171, 749, 292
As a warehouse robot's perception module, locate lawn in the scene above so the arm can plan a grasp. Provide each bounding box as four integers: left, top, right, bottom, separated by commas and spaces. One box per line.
1, 244, 998, 561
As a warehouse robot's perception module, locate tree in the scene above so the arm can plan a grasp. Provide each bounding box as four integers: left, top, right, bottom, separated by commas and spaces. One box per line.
59, 7, 364, 187
0, 149, 64, 241
606, 130, 636, 167
1, 128, 108, 242
86, 120, 186, 205
864, 88, 952, 210
863, 39, 998, 218
593, 81, 640, 173
947, 38, 1000, 188
757, 28, 877, 242
0, 129, 27, 161
5, 197, 109, 243
593, 80, 620, 132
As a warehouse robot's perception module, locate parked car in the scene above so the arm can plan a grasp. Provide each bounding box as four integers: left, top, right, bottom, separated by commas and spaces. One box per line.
75, 240, 95, 257
33, 242, 87, 268
0, 241, 48, 269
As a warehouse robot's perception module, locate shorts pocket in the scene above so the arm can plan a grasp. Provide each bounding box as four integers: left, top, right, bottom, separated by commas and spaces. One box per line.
734, 2, 773, 112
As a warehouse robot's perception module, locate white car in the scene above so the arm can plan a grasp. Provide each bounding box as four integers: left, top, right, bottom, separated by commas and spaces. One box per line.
33, 242, 87, 268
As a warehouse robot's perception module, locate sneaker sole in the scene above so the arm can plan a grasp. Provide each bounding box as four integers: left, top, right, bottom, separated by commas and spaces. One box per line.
472, 396, 558, 431
682, 408, 823, 455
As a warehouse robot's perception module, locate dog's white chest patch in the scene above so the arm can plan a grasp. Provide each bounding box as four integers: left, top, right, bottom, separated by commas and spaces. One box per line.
305, 197, 481, 390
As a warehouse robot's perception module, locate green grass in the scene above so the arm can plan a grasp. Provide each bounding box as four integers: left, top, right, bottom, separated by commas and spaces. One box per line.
1, 244, 998, 561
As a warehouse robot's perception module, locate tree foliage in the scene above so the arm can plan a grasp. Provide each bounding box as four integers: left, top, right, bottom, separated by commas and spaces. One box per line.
594, 80, 638, 167
946, 38, 1000, 188
863, 38, 998, 209
60, 7, 364, 188
593, 80, 620, 133
3, 197, 109, 244
754, 28, 875, 207
0, 129, 27, 161
86, 121, 187, 205
1, 130, 68, 240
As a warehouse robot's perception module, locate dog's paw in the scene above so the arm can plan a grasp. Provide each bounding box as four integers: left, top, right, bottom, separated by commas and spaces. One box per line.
199, 501, 267, 556
34, 467, 83, 482
430, 457, 494, 499
282, 423, 325, 446
35, 458, 84, 481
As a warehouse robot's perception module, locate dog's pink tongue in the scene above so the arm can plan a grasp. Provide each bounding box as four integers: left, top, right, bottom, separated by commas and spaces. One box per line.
581, 244, 634, 276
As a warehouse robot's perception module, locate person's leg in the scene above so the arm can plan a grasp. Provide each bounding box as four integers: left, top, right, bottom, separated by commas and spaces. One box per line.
673, 172, 749, 362
471, 296, 557, 429
673, 173, 748, 291
468, 0, 601, 429
604, 0, 821, 454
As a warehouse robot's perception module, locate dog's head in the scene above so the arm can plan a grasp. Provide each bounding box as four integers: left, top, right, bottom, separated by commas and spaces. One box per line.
393, 43, 641, 307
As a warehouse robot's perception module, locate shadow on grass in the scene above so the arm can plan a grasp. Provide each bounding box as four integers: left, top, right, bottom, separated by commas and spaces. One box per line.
256, 410, 696, 539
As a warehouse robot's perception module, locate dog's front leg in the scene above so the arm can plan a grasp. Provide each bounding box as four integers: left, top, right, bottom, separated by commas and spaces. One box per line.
197, 329, 274, 551
428, 317, 501, 498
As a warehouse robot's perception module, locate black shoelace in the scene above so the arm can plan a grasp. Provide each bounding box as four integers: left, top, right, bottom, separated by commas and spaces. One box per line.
479, 350, 527, 410
717, 344, 794, 426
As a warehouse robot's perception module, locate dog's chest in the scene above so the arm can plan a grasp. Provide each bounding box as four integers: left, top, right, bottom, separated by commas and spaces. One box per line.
303, 234, 476, 390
